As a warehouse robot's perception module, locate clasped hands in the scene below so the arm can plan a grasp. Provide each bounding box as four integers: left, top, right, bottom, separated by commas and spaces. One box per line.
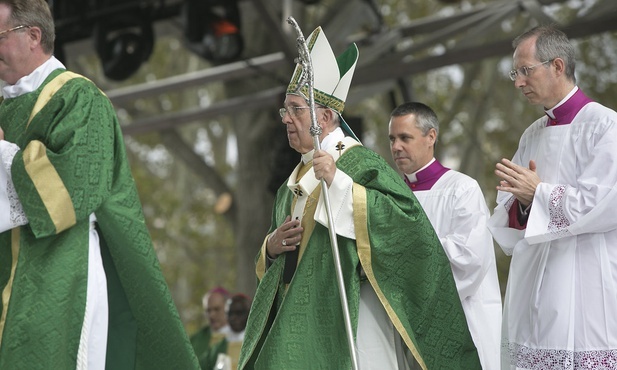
495, 158, 541, 207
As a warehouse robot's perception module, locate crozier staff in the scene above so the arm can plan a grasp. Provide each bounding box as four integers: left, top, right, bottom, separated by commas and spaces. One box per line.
239, 25, 480, 370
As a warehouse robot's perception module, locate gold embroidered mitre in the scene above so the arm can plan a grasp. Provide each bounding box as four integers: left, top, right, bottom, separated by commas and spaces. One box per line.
286, 26, 360, 141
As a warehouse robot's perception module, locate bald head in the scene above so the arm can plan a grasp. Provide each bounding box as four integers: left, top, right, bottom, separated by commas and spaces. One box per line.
203, 288, 229, 332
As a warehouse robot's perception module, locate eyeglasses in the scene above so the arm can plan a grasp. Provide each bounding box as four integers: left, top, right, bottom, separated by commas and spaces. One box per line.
279, 106, 311, 118
0, 25, 30, 38
509, 60, 552, 81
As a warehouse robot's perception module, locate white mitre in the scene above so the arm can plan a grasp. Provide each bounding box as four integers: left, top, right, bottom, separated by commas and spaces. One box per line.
286, 26, 360, 141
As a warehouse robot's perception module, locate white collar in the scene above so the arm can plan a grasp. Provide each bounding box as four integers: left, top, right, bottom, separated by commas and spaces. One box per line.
545, 86, 578, 119
404, 157, 435, 183
300, 127, 345, 164
288, 134, 359, 203
214, 324, 232, 336
2, 56, 66, 99
226, 330, 245, 343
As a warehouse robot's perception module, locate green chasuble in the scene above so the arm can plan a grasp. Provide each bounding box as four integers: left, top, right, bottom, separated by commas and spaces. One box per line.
0, 70, 199, 369
239, 143, 480, 369
190, 325, 228, 369
190, 325, 215, 367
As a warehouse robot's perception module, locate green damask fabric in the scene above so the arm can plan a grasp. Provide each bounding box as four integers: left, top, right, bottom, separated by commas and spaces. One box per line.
239, 145, 480, 369
202, 337, 229, 370
190, 325, 214, 367
190, 325, 229, 369
0, 70, 199, 369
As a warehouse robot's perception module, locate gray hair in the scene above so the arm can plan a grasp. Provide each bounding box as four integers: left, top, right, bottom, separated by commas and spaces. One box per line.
0, 0, 55, 54
513, 25, 576, 83
390, 102, 439, 139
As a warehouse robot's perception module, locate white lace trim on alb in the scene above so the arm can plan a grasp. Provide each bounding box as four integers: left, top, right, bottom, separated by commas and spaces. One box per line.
505, 196, 516, 213
506, 342, 617, 370
548, 184, 570, 237
1, 142, 28, 227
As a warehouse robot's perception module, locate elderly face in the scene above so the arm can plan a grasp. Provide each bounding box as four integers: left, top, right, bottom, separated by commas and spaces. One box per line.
388, 113, 436, 175
281, 94, 330, 154
205, 292, 228, 331
0, 4, 38, 85
512, 36, 560, 109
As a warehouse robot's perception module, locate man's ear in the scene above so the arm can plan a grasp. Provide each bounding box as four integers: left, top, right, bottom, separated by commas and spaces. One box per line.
552, 58, 565, 76
320, 107, 335, 126
428, 128, 437, 147
28, 26, 41, 40
27, 26, 42, 48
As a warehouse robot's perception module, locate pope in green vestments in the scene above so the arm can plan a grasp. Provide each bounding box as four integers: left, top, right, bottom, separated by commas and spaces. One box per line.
0, 64, 199, 368
239, 25, 480, 369
240, 140, 481, 370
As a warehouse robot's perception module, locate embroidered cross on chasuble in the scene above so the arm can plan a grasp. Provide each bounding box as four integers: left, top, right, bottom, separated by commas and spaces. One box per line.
283, 140, 357, 284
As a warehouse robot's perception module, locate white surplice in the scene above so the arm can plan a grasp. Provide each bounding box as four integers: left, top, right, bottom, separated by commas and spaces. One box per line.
489, 100, 617, 369
411, 168, 502, 370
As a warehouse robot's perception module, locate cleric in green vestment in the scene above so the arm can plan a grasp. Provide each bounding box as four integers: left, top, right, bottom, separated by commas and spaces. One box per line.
0, 0, 199, 369
238, 25, 481, 369
189, 286, 233, 368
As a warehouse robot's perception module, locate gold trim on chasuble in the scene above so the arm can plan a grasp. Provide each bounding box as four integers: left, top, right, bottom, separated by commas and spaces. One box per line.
22, 71, 86, 233
287, 158, 319, 287
256, 237, 268, 281
0, 71, 88, 345
261, 139, 359, 284
0, 229, 21, 346
23, 140, 76, 233
227, 341, 242, 370
256, 160, 319, 285
285, 190, 319, 293
352, 182, 427, 370
27, 71, 84, 129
